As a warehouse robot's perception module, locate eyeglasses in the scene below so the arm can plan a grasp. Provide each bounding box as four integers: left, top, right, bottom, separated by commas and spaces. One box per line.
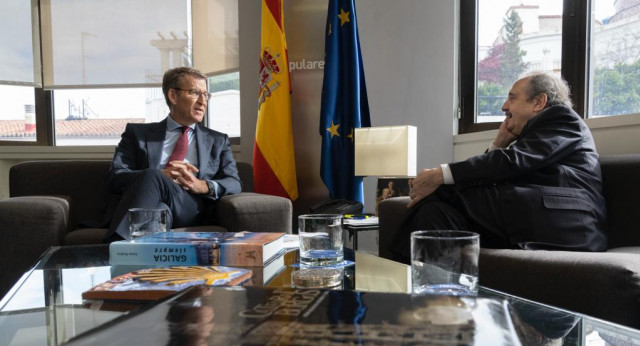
173, 88, 212, 101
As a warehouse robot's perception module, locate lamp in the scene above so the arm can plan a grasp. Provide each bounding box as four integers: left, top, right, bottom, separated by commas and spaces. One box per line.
354, 125, 417, 178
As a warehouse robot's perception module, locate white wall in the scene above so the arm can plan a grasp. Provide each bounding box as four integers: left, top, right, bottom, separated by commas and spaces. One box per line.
237, 0, 459, 215
357, 0, 458, 213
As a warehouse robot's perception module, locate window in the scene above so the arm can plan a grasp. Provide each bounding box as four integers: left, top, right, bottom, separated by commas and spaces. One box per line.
41, 0, 189, 88
589, 0, 640, 117
193, 0, 240, 141
0, 1, 39, 85
40, 0, 188, 146
207, 72, 240, 141
0, 86, 37, 142
0, 0, 40, 144
53, 88, 166, 146
0, 0, 241, 147
460, 0, 640, 134
476, 1, 562, 123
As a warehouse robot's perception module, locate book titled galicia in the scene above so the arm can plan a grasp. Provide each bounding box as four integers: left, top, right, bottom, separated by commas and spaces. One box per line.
109, 231, 285, 267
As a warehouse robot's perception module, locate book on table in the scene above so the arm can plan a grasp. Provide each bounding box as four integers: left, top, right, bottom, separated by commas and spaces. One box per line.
111, 249, 289, 288
246, 249, 291, 286
343, 214, 379, 231
82, 266, 252, 301
109, 231, 285, 266
67, 285, 523, 345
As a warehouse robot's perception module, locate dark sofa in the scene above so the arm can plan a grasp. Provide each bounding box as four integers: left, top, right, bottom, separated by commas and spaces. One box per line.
0, 160, 292, 299
378, 154, 640, 329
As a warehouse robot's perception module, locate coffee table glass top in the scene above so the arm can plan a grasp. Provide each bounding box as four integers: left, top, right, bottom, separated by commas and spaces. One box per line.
1, 245, 639, 345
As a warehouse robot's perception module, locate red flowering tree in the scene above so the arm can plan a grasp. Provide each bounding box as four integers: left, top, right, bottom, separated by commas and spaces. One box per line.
478, 43, 505, 84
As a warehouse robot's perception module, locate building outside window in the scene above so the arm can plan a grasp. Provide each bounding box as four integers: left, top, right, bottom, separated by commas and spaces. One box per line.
476, 1, 563, 123
208, 72, 240, 140
462, 0, 640, 133
0, 86, 37, 142
589, 0, 640, 117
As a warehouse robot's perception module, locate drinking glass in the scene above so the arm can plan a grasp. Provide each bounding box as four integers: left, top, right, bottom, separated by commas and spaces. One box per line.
411, 230, 479, 296
128, 208, 168, 239
298, 214, 344, 267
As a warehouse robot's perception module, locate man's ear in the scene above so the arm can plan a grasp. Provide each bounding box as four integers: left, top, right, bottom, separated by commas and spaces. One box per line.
168, 88, 178, 106
533, 93, 548, 112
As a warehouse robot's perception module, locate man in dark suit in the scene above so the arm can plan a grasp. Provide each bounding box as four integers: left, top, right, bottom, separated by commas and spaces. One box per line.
390, 72, 607, 262
104, 67, 242, 241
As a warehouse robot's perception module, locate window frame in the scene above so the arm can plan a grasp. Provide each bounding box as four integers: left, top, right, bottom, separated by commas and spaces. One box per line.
459, 0, 590, 134
1, 0, 240, 147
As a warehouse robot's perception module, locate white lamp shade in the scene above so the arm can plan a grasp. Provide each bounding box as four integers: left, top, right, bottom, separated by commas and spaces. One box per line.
354, 126, 417, 177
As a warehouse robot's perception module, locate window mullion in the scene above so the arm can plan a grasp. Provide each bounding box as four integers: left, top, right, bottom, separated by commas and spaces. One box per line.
34, 88, 54, 146
561, 0, 589, 117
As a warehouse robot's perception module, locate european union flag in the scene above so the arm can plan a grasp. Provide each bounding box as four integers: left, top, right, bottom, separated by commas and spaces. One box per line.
319, 0, 371, 203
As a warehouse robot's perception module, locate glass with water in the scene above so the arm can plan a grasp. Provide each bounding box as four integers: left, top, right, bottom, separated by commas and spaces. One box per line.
298, 214, 344, 267
128, 208, 168, 239
411, 230, 479, 296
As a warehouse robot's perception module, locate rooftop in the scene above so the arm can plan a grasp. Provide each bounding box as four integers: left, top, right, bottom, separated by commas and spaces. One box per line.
0, 118, 144, 138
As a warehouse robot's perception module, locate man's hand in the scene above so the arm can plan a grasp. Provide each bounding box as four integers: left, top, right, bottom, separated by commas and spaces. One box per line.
493, 118, 518, 148
407, 167, 444, 208
162, 161, 209, 195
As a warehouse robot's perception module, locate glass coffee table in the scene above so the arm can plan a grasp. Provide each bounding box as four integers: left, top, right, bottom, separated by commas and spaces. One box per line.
1, 245, 639, 345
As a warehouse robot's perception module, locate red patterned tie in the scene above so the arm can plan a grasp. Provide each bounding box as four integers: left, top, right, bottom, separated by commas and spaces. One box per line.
166, 126, 190, 166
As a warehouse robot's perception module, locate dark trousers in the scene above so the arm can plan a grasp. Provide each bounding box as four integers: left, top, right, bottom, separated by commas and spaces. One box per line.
389, 185, 511, 264
105, 169, 205, 241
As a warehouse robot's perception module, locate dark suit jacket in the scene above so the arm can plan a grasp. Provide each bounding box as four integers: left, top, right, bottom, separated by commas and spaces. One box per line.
106, 119, 242, 198
448, 105, 607, 251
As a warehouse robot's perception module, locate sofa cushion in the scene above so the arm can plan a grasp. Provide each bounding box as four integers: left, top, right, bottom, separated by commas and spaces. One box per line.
64, 228, 109, 245
10, 161, 113, 229
215, 193, 293, 233
599, 155, 640, 248
173, 225, 228, 232
63, 225, 231, 245
480, 248, 640, 329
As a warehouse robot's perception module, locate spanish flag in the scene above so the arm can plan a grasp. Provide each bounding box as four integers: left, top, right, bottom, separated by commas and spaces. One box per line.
253, 0, 298, 200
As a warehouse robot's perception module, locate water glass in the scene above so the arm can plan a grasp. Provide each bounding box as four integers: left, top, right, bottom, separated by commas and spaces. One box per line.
411, 230, 479, 296
298, 214, 344, 267
128, 208, 168, 239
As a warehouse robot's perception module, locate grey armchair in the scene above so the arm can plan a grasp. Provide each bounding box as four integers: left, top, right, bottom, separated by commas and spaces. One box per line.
0, 160, 292, 298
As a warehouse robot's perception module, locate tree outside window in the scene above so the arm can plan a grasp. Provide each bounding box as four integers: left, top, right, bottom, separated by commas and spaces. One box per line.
477, 11, 528, 119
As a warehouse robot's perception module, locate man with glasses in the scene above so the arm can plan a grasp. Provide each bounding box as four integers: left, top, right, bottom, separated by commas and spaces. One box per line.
389, 72, 607, 263
103, 67, 241, 241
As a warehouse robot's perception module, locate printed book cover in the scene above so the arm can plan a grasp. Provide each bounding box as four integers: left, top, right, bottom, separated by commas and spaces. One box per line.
109, 231, 285, 267
82, 266, 252, 301
68, 285, 523, 345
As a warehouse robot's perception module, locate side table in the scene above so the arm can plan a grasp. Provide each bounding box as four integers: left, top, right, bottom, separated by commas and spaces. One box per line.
345, 224, 379, 255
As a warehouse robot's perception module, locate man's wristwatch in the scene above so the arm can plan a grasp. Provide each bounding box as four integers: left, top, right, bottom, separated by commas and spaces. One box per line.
206, 180, 216, 197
